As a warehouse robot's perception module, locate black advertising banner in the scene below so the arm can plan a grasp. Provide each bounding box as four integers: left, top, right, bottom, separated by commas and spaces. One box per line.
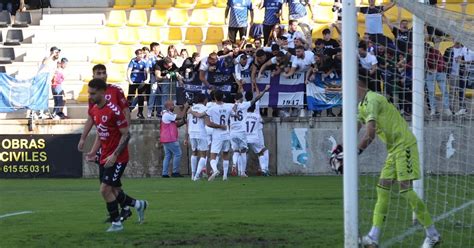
0, 134, 82, 178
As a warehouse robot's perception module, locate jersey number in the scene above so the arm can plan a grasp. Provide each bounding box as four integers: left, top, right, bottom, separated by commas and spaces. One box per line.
192, 116, 198, 124
220, 115, 226, 125
246, 121, 256, 133
233, 111, 243, 122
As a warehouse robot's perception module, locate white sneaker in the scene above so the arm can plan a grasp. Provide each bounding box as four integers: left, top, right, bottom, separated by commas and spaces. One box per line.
360, 235, 378, 248
421, 235, 441, 248
222, 176, 228, 181
106, 221, 123, 232
443, 109, 453, 116
191, 173, 195, 181
455, 108, 467, 116
430, 109, 437, 116
208, 170, 220, 181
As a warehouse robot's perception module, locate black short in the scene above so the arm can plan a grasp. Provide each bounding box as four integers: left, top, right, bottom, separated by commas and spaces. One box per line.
99, 162, 127, 187
95, 148, 102, 165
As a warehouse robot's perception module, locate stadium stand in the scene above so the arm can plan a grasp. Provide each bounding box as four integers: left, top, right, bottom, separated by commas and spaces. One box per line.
154, 0, 174, 9
168, 9, 188, 26
196, 0, 214, 9
127, 10, 147, 27
174, 0, 196, 9
208, 8, 226, 26
4, 30, 24, 46
12, 11, 32, 28
106, 10, 127, 27
163, 27, 183, 45
189, 9, 209, 26
119, 27, 140, 45
184, 27, 204, 45
148, 9, 167, 26
0, 47, 15, 63
204, 27, 225, 45
138, 27, 162, 44
113, 0, 134, 9
134, 0, 154, 9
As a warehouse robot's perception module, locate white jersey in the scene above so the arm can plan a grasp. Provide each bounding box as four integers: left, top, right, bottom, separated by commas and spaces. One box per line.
230, 101, 252, 134
246, 111, 263, 143
205, 101, 216, 136
206, 102, 234, 141
187, 103, 207, 139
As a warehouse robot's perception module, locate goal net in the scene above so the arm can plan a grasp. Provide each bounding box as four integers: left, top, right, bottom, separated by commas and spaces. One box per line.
357, 0, 474, 247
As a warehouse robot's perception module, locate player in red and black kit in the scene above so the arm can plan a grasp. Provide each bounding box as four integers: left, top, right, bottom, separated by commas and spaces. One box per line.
86, 78, 148, 232
77, 65, 139, 225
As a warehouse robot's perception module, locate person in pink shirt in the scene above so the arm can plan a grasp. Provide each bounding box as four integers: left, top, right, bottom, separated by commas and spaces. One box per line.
51, 58, 68, 119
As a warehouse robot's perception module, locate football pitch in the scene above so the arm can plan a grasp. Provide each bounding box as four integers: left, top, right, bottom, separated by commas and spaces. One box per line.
0, 176, 345, 248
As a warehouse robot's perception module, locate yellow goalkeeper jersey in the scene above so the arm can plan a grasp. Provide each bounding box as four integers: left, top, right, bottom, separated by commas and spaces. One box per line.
358, 91, 417, 152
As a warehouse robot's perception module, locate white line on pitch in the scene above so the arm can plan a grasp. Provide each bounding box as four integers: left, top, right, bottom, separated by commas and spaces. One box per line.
381, 199, 474, 248
0, 211, 33, 219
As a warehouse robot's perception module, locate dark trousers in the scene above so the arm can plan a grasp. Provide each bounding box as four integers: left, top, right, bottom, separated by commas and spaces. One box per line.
52, 89, 65, 115
128, 83, 146, 115
263, 24, 274, 46
228, 27, 247, 43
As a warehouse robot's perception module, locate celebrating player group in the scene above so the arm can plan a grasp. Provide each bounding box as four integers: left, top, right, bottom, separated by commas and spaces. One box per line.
185, 85, 271, 182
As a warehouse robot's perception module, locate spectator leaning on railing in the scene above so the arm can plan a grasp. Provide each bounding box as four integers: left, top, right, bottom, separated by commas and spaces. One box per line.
51, 58, 68, 120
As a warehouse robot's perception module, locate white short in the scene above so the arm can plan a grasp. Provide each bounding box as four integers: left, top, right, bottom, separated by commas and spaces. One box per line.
230, 133, 248, 152
248, 141, 265, 154
211, 139, 231, 154
190, 138, 208, 152
258, 130, 265, 146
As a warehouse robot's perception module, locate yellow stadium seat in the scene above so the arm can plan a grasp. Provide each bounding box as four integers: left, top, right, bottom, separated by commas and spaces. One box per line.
91, 46, 112, 64
127, 10, 147, 27
205, 27, 224, 44
253, 7, 265, 24
168, 10, 189, 26
466, 4, 474, 14
311, 24, 330, 40
196, 0, 214, 9
155, 0, 174, 8
314, 6, 334, 23
134, 0, 154, 9
357, 12, 365, 22
444, 4, 463, 12
209, 8, 226, 25
76, 84, 89, 102
148, 9, 167, 26
215, 0, 227, 8
357, 25, 366, 37
111, 45, 135, 64
383, 25, 394, 40
175, 0, 195, 9
119, 28, 139, 45
107, 10, 126, 27
189, 9, 209, 26
184, 27, 204, 45
163, 28, 183, 45
438, 41, 453, 55
107, 64, 128, 83
200, 45, 219, 56
318, 0, 335, 6
98, 28, 119, 45
114, 0, 133, 9
385, 7, 413, 22
139, 27, 162, 45
183, 45, 198, 55
444, 0, 467, 2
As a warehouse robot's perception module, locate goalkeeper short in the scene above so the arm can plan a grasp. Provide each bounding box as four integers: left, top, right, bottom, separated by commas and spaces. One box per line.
380, 143, 420, 181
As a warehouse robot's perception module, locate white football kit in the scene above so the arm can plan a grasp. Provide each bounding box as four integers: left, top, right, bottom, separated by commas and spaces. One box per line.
206, 103, 234, 154
205, 101, 216, 145
230, 101, 252, 152
246, 111, 265, 153
187, 103, 208, 152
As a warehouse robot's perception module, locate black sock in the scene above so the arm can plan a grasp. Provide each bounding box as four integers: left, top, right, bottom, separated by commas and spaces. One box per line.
116, 190, 136, 208
106, 200, 120, 222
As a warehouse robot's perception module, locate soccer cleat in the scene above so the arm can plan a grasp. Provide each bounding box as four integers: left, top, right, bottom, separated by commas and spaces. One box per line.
421, 235, 441, 248
223, 175, 228, 181
240, 173, 248, 178
120, 208, 132, 222
136, 200, 148, 224
201, 168, 208, 179
191, 173, 195, 181
208, 170, 220, 181
360, 235, 379, 248
106, 221, 123, 232
231, 166, 237, 176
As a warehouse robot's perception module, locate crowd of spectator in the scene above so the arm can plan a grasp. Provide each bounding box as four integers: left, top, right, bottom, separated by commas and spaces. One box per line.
121, 0, 473, 120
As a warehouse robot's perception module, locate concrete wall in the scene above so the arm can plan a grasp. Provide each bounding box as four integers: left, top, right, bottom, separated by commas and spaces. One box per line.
1, 119, 472, 178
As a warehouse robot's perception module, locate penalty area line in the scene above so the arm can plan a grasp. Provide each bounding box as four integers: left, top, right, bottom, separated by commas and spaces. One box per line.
381, 199, 474, 248
0, 211, 34, 219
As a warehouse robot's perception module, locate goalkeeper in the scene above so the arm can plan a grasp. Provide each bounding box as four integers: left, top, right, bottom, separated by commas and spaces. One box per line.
354, 73, 441, 248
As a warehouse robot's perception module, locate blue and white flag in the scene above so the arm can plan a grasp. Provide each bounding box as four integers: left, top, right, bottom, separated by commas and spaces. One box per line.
306, 74, 342, 111
0, 72, 50, 112
242, 70, 306, 107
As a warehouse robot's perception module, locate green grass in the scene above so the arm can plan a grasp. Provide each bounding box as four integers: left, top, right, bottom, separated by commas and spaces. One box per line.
0, 177, 344, 248
1, 176, 472, 248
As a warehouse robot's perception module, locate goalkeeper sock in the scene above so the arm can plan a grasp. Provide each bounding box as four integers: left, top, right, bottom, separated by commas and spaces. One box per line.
426, 224, 440, 237
400, 188, 434, 228
368, 226, 381, 242
373, 185, 390, 229
191, 155, 198, 177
